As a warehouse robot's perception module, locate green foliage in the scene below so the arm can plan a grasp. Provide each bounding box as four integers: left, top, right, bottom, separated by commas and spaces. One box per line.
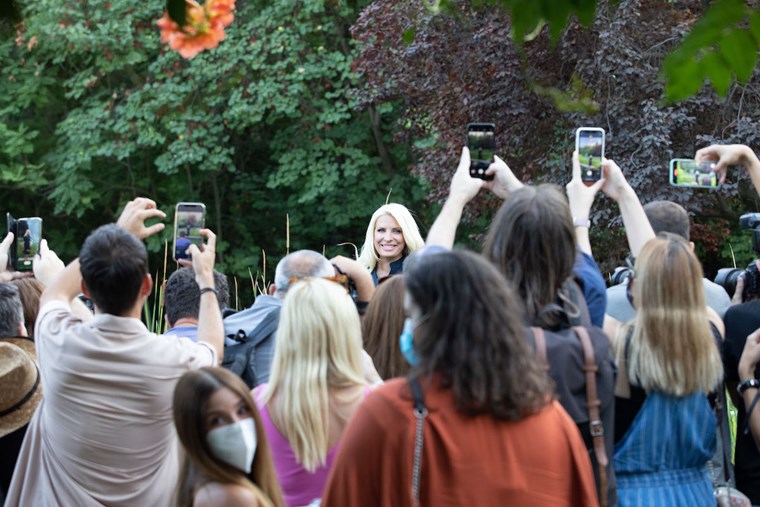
662, 0, 760, 102
1, 0, 428, 307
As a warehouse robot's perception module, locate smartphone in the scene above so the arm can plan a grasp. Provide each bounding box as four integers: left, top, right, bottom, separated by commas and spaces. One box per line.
173, 203, 206, 261
669, 159, 719, 188
575, 127, 605, 184
467, 123, 496, 180
6, 213, 42, 271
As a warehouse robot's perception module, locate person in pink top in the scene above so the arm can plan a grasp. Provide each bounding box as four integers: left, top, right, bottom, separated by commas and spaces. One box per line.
253, 278, 370, 507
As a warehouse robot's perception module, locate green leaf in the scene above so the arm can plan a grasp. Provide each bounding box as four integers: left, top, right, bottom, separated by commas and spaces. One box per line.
167, 0, 186, 27
402, 27, 415, 45
663, 55, 703, 103
751, 11, 760, 42
719, 28, 757, 82
702, 51, 732, 96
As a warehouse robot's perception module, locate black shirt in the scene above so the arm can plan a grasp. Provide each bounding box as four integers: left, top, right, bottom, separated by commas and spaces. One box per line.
723, 300, 760, 504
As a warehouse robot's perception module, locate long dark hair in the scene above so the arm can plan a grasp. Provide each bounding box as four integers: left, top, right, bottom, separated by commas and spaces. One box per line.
362, 275, 409, 379
172, 367, 284, 507
482, 184, 576, 327
404, 250, 552, 420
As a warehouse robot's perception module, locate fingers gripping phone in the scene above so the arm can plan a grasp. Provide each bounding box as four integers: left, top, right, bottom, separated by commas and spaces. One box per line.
173, 203, 206, 262
468, 123, 496, 180
6, 213, 42, 271
575, 127, 605, 184
669, 159, 719, 189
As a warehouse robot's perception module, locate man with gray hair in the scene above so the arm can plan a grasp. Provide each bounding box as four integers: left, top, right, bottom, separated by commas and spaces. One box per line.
223, 250, 336, 387
223, 250, 376, 387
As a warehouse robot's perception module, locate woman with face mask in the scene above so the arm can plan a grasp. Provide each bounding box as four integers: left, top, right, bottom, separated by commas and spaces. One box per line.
173, 367, 284, 507
322, 250, 599, 506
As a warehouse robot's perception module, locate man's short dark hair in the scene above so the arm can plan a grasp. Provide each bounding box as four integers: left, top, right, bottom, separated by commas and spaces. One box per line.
0, 283, 24, 337
164, 267, 229, 326
644, 201, 690, 241
79, 224, 149, 316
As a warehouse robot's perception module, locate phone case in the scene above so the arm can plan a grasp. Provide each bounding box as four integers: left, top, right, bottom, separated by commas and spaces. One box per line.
575, 128, 605, 183
173, 203, 206, 261
669, 159, 719, 189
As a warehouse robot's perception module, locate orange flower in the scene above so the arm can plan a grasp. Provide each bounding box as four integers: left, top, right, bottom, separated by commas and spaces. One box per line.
157, 0, 236, 59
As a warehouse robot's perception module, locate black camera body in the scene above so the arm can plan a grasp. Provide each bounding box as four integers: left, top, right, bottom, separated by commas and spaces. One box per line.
715, 212, 760, 300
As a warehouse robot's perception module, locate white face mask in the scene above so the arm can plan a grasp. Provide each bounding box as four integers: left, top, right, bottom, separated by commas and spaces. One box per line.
206, 418, 257, 473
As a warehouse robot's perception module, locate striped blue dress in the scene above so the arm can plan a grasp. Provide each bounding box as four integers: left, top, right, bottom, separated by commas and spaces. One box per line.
613, 390, 716, 506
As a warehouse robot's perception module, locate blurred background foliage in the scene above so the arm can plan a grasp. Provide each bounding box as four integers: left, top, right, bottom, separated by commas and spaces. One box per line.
1, 0, 760, 307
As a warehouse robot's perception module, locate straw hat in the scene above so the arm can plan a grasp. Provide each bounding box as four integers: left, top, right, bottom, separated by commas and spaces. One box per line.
0, 338, 42, 438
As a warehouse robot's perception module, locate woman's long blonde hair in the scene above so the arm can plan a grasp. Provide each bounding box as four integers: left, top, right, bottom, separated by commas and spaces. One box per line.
357, 203, 425, 271
261, 279, 367, 471
619, 235, 723, 396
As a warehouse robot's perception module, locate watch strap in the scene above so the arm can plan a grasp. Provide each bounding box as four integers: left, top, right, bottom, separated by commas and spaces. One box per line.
738, 378, 760, 395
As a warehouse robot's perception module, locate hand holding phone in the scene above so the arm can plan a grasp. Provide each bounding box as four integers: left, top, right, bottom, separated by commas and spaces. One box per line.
467, 123, 496, 180
173, 203, 206, 262
575, 128, 605, 185
669, 159, 719, 189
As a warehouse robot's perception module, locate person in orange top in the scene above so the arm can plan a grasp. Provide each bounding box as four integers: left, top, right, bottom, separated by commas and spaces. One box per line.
322, 249, 599, 507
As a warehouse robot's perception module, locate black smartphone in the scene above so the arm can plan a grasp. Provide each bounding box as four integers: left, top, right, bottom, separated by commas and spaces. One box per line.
575, 127, 605, 184
173, 203, 206, 262
467, 123, 496, 180
669, 159, 719, 188
6, 213, 42, 271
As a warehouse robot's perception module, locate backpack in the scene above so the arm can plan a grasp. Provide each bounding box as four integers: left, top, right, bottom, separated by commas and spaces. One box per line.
221, 303, 280, 389
528, 279, 615, 507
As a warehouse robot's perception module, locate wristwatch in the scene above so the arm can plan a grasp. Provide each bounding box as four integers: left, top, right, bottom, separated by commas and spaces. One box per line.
738, 378, 760, 395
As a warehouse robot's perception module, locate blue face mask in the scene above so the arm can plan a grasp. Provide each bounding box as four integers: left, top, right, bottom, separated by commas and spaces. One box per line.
399, 317, 419, 366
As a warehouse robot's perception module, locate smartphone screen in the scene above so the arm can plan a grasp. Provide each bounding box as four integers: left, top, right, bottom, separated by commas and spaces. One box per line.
173, 203, 206, 261
669, 159, 719, 188
575, 128, 605, 184
15, 218, 42, 271
467, 123, 496, 179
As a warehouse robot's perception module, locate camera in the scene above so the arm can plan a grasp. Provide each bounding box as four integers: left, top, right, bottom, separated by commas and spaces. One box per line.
609, 266, 633, 286
715, 212, 760, 300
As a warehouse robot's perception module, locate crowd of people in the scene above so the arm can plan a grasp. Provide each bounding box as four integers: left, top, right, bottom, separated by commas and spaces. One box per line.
1, 143, 760, 507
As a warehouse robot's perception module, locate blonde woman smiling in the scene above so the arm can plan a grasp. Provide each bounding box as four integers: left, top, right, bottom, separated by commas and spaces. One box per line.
357, 203, 424, 284
254, 278, 371, 507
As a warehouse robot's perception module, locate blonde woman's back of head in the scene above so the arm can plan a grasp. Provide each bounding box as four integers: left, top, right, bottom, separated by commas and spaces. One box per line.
263, 278, 366, 471
623, 234, 723, 396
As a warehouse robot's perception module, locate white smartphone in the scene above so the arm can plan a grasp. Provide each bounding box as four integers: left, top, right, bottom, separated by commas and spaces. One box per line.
575, 127, 605, 184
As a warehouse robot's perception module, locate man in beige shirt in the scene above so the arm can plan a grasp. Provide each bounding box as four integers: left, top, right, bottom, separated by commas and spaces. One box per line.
5, 198, 224, 506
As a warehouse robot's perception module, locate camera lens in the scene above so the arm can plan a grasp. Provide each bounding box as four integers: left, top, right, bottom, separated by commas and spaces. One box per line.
715, 268, 744, 299
610, 267, 632, 286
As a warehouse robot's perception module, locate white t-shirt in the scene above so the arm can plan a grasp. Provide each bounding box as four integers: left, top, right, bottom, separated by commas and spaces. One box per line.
6, 301, 216, 506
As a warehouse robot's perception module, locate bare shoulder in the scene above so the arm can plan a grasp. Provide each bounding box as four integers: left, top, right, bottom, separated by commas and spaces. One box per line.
194, 482, 260, 507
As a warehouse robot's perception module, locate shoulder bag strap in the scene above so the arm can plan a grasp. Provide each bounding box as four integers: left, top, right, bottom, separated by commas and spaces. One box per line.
530, 327, 550, 372
573, 326, 609, 507
408, 377, 427, 507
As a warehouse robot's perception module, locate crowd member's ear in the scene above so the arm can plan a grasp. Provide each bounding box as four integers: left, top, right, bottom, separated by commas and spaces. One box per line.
140, 273, 153, 297
268, 284, 276, 296
688, 241, 695, 252
80, 280, 91, 299
18, 321, 27, 337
